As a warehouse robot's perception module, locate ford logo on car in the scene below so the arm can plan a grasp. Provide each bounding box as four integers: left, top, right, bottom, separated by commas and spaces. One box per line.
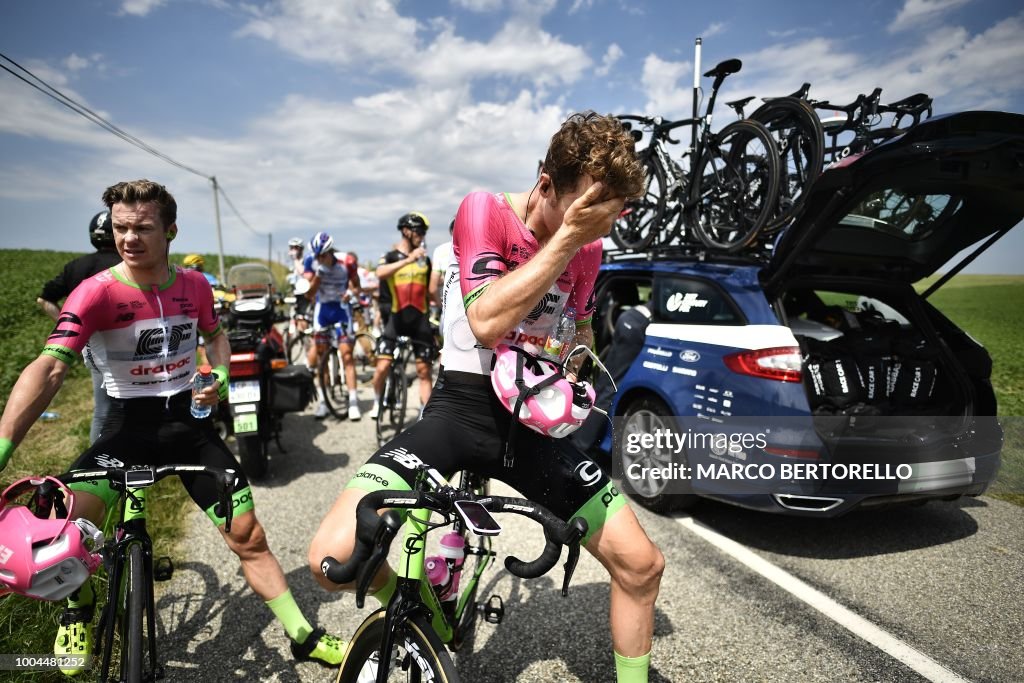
679, 350, 701, 363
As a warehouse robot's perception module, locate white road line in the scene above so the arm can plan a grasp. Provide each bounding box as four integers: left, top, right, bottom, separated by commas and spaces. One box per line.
675, 515, 970, 683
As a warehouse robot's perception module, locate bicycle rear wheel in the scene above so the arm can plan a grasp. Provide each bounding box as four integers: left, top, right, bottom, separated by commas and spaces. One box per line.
286, 329, 311, 365
610, 153, 666, 251
318, 348, 347, 419
338, 609, 458, 683
118, 543, 149, 683
686, 119, 780, 253
749, 96, 824, 232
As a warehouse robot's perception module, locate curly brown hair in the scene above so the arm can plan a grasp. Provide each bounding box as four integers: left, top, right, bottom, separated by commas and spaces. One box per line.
542, 111, 645, 199
102, 179, 177, 228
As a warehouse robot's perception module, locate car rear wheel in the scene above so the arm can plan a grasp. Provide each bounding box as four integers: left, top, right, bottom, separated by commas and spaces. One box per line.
616, 395, 699, 513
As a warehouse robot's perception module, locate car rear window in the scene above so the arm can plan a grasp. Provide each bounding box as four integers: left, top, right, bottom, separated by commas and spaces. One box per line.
653, 276, 740, 325
839, 190, 960, 239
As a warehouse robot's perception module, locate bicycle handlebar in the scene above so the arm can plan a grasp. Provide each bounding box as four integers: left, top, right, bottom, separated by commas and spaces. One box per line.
320, 487, 588, 605
55, 465, 239, 534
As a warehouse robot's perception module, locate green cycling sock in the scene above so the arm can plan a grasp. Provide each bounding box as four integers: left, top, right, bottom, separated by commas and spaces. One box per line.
614, 650, 651, 683
371, 571, 397, 606
67, 578, 94, 610
265, 590, 314, 644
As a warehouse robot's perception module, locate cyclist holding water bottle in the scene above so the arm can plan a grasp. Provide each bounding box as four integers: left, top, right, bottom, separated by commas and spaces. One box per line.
0, 179, 345, 674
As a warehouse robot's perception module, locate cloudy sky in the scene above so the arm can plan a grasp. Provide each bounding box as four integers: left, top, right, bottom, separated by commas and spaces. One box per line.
1, 0, 1022, 275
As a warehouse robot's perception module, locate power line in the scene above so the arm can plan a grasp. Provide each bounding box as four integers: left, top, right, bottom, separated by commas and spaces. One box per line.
0, 50, 265, 236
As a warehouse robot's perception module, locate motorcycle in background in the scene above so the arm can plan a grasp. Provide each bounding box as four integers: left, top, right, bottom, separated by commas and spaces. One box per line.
222, 264, 314, 479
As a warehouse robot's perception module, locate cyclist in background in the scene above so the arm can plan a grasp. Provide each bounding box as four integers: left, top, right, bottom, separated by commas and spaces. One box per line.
0, 179, 345, 674
304, 232, 362, 421
286, 237, 312, 337
36, 210, 122, 444
368, 212, 437, 419
182, 253, 219, 289
309, 113, 663, 683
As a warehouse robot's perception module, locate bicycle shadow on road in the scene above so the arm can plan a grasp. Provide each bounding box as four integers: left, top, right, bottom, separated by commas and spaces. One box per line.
154, 561, 343, 682
245, 412, 352, 488
685, 497, 981, 559
457, 572, 675, 683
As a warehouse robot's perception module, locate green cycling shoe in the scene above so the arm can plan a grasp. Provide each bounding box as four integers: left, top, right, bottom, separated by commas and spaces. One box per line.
53, 605, 94, 676
290, 627, 347, 667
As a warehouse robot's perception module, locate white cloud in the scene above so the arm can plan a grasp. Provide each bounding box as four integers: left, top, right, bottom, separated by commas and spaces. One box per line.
595, 43, 623, 77
640, 54, 693, 117
700, 21, 725, 39
118, 0, 167, 17
889, 0, 972, 33
568, 0, 594, 14
452, 0, 503, 10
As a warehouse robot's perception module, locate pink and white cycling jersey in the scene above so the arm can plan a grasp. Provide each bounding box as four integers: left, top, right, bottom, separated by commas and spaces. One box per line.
42, 266, 222, 398
440, 191, 601, 375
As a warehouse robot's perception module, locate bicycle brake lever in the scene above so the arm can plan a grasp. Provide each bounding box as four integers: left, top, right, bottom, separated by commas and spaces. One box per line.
560, 517, 588, 598
355, 509, 403, 609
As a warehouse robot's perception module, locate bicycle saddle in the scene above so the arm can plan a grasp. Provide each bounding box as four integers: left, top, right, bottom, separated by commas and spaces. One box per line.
725, 96, 755, 114
703, 58, 742, 79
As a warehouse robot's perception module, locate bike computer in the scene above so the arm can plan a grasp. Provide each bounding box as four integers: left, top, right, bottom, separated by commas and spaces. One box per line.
454, 500, 501, 536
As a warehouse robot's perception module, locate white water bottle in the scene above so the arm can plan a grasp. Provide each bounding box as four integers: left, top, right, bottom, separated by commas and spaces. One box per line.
190, 365, 215, 419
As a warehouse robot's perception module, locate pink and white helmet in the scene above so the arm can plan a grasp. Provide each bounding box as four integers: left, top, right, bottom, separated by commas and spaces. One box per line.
490, 344, 596, 439
0, 476, 104, 601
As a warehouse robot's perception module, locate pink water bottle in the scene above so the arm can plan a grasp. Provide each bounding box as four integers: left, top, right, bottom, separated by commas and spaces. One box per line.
425, 556, 453, 599
438, 531, 465, 598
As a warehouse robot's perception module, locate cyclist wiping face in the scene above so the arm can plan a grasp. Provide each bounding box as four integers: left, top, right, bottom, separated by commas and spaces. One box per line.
309, 112, 663, 683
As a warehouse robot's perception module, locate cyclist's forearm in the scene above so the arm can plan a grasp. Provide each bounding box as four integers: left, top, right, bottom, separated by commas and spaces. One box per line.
376, 256, 413, 281
36, 297, 62, 322
205, 331, 231, 371
0, 355, 68, 446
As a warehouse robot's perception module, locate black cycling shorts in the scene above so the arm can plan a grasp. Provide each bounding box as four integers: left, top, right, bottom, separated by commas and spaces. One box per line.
376, 308, 437, 362
67, 391, 253, 526
348, 370, 625, 544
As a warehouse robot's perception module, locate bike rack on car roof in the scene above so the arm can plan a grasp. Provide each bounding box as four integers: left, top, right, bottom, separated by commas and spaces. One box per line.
602, 243, 769, 267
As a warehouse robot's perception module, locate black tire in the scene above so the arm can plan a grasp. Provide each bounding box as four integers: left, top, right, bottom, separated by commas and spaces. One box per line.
338, 609, 458, 683
686, 119, 780, 253
237, 433, 268, 480
119, 543, 147, 683
375, 354, 409, 447
749, 97, 824, 232
610, 153, 667, 251
286, 330, 311, 365
318, 349, 347, 419
615, 395, 699, 513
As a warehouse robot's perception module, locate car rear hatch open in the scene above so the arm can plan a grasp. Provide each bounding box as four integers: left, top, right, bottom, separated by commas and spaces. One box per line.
759, 111, 1023, 478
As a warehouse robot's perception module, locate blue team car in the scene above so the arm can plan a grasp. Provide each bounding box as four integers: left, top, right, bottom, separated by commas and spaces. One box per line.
589, 111, 1024, 517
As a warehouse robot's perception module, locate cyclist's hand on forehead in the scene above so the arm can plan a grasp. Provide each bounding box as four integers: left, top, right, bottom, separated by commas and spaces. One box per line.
563, 181, 625, 245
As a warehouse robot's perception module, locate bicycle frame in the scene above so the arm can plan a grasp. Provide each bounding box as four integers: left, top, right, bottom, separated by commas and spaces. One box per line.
96, 486, 160, 682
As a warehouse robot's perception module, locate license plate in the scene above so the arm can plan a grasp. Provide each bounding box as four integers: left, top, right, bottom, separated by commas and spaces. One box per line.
229, 380, 260, 404
234, 413, 259, 434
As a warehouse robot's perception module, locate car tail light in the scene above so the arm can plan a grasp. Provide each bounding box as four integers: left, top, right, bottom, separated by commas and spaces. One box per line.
270, 358, 288, 370
723, 346, 802, 382
230, 352, 259, 377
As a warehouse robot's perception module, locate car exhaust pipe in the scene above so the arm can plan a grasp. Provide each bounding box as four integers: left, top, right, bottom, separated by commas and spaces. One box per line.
772, 494, 845, 513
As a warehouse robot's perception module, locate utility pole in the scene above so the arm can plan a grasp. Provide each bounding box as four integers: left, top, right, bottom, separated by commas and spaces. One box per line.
210, 176, 226, 283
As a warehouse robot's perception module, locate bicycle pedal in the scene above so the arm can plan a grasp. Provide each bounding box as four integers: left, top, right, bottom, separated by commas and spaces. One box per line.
482, 595, 504, 624
154, 556, 174, 582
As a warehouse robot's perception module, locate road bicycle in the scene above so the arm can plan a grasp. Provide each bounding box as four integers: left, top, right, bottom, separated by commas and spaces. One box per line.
42, 464, 236, 683
321, 464, 588, 682
726, 82, 825, 235
612, 57, 781, 253
374, 335, 434, 447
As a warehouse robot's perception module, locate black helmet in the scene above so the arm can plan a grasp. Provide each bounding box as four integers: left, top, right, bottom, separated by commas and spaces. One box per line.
89, 211, 114, 249
397, 212, 429, 232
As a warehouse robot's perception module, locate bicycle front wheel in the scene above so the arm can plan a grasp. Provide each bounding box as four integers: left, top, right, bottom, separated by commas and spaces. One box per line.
338, 609, 458, 683
118, 543, 148, 683
749, 96, 824, 232
286, 329, 311, 365
610, 153, 666, 251
375, 354, 410, 447
686, 119, 780, 253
